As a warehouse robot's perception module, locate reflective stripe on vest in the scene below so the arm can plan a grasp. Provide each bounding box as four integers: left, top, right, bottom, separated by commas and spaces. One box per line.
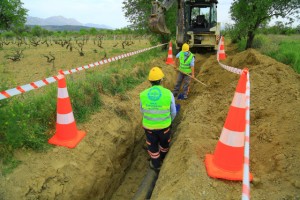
179, 51, 194, 74
140, 85, 171, 129
141, 109, 170, 114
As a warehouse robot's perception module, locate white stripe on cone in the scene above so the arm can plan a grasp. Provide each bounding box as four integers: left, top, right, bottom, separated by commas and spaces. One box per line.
57, 112, 75, 125
232, 92, 247, 108
219, 127, 245, 147
58, 88, 69, 98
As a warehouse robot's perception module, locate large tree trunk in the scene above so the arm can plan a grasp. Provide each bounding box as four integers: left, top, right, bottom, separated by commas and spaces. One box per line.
246, 31, 255, 49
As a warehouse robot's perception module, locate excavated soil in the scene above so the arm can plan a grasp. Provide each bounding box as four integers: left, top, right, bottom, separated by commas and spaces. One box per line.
0, 47, 299, 200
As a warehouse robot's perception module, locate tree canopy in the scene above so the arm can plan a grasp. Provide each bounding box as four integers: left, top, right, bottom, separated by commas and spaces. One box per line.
122, 0, 151, 32
0, 0, 28, 31
230, 0, 300, 49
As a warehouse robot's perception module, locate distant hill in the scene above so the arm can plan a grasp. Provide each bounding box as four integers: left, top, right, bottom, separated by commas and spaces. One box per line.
26, 25, 103, 31
26, 16, 113, 30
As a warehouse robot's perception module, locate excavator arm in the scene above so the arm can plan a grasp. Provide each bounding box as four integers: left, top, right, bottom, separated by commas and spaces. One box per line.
149, 0, 178, 35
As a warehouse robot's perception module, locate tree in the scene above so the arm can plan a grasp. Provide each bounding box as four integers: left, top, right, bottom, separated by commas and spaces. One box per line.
89, 28, 98, 35
122, 0, 152, 33
0, 0, 28, 30
230, 0, 300, 49
31, 25, 43, 37
79, 29, 88, 35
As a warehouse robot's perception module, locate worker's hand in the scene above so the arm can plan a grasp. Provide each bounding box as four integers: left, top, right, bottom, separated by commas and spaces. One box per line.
191, 74, 195, 79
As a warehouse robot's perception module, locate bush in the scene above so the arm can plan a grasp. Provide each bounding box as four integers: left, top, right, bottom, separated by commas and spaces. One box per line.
251, 35, 267, 49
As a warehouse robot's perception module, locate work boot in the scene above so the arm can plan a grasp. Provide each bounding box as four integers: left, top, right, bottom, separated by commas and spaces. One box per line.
149, 160, 161, 171
183, 94, 188, 99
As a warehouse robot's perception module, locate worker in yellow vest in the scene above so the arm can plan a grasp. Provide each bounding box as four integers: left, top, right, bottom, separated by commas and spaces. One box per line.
173, 43, 195, 99
140, 67, 177, 171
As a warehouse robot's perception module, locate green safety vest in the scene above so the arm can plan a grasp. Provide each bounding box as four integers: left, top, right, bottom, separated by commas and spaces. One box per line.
140, 85, 172, 129
179, 51, 194, 74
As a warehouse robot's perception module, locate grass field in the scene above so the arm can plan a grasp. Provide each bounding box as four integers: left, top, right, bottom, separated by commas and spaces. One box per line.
237, 34, 300, 73
0, 37, 167, 174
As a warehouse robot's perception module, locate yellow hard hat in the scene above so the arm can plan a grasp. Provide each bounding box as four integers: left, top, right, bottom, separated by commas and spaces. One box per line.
182, 43, 189, 52
148, 67, 164, 81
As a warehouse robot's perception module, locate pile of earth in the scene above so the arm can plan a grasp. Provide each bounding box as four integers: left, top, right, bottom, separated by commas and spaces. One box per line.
0, 47, 299, 200
151, 49, 300, 200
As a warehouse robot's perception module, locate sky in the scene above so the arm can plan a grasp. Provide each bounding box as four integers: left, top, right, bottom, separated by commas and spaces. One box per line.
21, 0, 235, 29
21, 0, 131, 29
21, 0, 297, 29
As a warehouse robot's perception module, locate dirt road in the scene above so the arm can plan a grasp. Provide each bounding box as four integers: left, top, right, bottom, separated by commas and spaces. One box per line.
0, 47, 299, 200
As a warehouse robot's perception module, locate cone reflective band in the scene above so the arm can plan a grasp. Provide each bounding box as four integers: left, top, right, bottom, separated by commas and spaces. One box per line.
48, 74, 86, 148
166, 41, 175, 65
217, 36, 226, 61
205, 69, 253, 181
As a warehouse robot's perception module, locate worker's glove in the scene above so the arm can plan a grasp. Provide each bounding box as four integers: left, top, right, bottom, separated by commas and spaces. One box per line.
176, 104, 180, 113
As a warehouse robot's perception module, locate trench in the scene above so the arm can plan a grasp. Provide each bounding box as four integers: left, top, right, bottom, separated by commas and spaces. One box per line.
110, 107, 184, 200
100, 53, 206, 200
104, 106, 184, 200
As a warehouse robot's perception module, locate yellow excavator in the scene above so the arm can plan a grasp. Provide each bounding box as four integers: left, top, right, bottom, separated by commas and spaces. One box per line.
149, 0, 221, 51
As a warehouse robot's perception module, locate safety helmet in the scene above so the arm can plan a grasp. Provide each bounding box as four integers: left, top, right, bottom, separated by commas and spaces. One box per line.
148, 67, 164, 81
182, 43, 189, 52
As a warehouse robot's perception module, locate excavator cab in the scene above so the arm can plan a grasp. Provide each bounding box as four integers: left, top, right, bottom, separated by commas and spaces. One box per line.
149, 0, 220, 50
149, 1, 172, 35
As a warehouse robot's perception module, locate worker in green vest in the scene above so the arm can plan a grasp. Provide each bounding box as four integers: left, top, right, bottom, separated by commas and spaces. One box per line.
173, 43, 195, 99
140, 67, 177, 171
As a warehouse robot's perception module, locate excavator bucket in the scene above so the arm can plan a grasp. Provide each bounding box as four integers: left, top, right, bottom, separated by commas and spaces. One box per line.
149, 1, 171, 35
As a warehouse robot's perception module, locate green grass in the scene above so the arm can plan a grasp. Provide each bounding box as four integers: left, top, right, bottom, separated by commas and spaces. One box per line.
237, 34, 300, 73
265, 41, 300, 73
1, 156, 22, 176
0, 46, 165, 175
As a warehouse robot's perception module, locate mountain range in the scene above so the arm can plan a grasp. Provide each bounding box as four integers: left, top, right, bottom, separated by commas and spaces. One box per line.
26, 16, 113, 30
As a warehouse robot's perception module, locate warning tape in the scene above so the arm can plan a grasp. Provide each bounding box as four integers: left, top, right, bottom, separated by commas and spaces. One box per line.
217, 36, 242, 75
242, 70, 251, 200
218, 62, 243, 75
0, 43, 167, 101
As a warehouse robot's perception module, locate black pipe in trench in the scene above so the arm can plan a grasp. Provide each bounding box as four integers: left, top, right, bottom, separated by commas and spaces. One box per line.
132, 168, 159, 200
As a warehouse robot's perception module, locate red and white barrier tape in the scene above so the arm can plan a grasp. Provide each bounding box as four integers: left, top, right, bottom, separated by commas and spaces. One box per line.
0, 43, 167, 101
218, 62, 243, 75
217, 36, 242, 75
242, 70, 251, 200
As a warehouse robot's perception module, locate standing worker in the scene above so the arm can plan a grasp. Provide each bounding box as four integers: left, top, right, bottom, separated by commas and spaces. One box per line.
172, 43, 195, 100
140, 67, 177, 171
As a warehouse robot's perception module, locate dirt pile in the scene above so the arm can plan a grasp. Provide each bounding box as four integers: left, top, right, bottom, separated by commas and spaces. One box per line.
0, 48, 299, 200
151, 49, 300, 199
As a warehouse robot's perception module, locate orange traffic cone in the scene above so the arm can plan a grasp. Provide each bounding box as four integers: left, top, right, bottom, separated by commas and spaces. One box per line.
166, 41, 175, 65
48, 72, 86, 148
217, 36, 226, 61
205, 69, 253, 181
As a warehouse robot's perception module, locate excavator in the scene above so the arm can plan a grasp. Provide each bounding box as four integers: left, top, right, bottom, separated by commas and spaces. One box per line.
149, 0, 221, 51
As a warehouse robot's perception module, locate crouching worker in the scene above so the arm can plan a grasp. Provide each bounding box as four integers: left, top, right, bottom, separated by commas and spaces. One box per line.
140, 67, 177, 171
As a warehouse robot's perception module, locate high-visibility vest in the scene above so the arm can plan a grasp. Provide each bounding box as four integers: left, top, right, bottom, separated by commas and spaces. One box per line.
179, 51, 194, 74
140, 85, 172, 129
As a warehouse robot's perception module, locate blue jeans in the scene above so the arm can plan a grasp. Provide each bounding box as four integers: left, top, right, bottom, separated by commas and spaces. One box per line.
173, 72, 191, 96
